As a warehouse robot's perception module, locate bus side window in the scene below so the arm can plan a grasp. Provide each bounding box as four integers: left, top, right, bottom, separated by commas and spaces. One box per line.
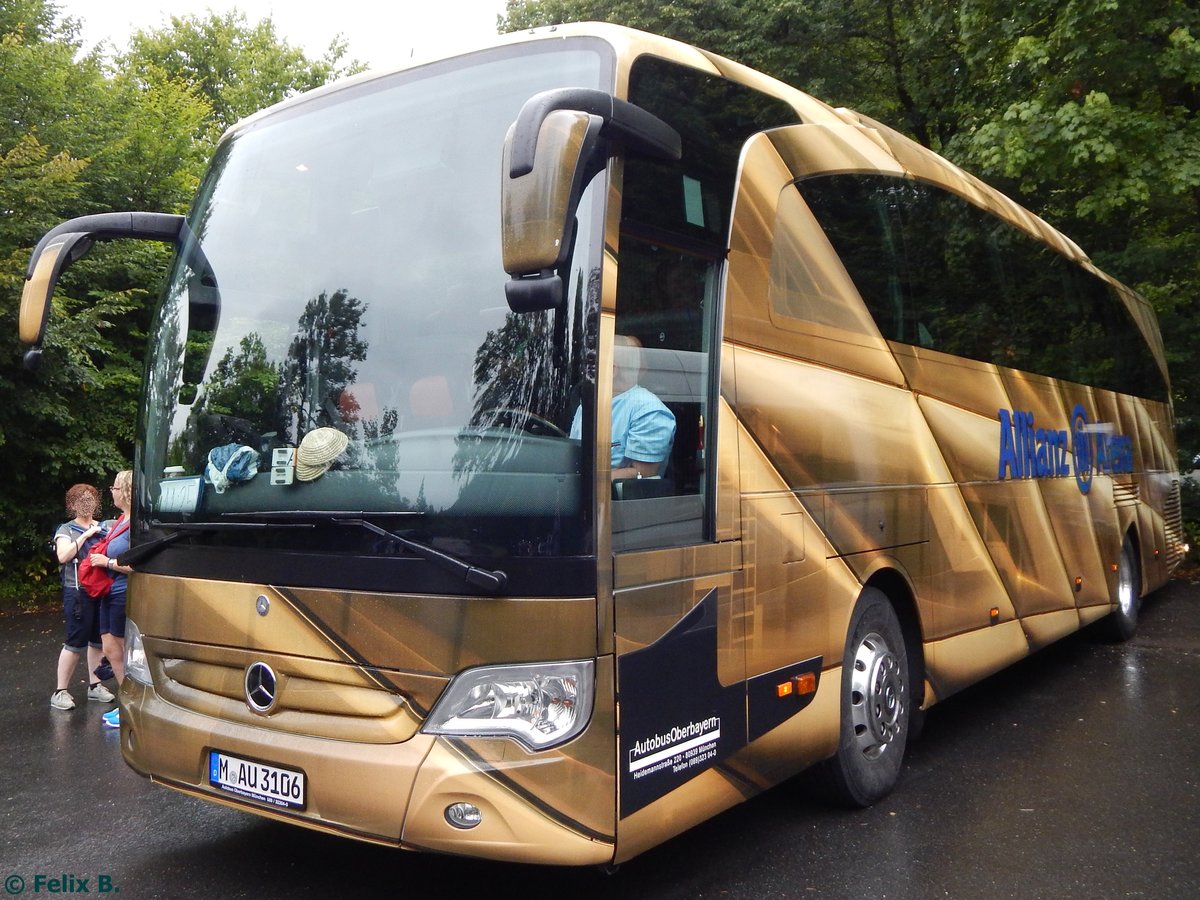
796, 174, 1167, 402
611, 241, 713, 551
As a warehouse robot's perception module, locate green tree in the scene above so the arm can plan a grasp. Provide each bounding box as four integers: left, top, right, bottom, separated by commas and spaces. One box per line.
121, 10, 366, 135
1, 5, 123, 602
0, 1, 355, 607
499, 1, 967, 149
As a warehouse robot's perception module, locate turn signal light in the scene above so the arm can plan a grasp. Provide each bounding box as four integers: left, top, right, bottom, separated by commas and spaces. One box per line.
793, 673, 817, 695
777, 673, 817, 698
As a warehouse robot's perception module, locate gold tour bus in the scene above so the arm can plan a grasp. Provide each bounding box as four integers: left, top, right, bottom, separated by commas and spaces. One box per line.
18, 23, 1186, 866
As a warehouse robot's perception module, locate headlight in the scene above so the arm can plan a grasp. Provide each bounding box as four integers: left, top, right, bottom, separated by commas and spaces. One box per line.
124, 618, 152, 685
423, 660, 594, 751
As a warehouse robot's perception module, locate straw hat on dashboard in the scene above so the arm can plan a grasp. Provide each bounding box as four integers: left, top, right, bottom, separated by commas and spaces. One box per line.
295, 427, 348, 482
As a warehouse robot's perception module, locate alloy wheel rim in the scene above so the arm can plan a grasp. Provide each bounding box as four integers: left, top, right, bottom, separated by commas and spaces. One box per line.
849, 631, 905, 760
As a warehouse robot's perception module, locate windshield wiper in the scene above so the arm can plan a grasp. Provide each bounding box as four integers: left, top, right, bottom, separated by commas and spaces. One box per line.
120, 521, 315, 567
124, 516, 506, 595
333, 518, 508, 595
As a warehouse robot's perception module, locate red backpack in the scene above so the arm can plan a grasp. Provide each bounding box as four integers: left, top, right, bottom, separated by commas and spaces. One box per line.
77, 517, 130, 599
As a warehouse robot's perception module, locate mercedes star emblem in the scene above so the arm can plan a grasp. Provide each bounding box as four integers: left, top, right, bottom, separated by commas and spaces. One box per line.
244, 662, 278, 714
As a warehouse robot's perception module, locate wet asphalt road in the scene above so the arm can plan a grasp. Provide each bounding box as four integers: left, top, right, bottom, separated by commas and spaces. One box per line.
2, 575, 1198, 899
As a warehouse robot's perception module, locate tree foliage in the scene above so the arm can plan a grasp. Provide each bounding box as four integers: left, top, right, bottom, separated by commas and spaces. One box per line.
0, 1, 353, 607
499, 1, 970, 149
121, 11, 365, 136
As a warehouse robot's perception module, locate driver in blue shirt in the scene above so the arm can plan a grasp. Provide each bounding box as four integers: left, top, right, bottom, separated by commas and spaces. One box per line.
571, 334, 676, 480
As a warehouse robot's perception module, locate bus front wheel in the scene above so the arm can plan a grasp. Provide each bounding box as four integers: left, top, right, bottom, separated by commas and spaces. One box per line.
822, 588, 910, 807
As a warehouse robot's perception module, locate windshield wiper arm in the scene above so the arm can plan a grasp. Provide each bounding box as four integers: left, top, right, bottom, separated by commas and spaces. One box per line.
119, 530, 189, 566
334, 519, 508, 595
120, 521, 315, 566
123, 517, 506, 594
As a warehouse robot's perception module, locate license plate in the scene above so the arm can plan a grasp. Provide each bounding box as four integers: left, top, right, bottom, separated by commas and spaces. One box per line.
208, 751, 306, 811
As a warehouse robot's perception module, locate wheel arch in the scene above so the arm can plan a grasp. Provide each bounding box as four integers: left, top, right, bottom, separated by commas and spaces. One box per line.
1125, 523, 1145, 599
1100, 524, 1145, 643
864, 567, 926, 712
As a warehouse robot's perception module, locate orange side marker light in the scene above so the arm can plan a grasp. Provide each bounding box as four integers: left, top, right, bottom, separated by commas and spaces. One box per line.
793, 672, 817, 695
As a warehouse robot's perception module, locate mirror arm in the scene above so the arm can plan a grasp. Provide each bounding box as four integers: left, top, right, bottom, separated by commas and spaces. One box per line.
501, 91, 679, 314
20, 212, 208, 371
25, 212, 186, 280
508, 88, 681, 178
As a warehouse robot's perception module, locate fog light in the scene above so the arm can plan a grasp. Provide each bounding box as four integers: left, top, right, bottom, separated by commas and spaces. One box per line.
445, 802, 482, 829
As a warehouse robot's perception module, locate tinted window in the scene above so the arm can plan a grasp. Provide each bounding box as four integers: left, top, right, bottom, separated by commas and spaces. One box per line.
794, 175, 1168, 401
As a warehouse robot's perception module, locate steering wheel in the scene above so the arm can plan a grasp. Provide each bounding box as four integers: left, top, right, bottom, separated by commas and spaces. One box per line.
478, 407, 567, 438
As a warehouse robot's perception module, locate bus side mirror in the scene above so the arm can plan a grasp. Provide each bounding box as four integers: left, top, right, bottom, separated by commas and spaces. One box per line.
501, 110, 604, 313
18, 212, 214, 370
19, 231, 95, 368
501, 89, 681, 313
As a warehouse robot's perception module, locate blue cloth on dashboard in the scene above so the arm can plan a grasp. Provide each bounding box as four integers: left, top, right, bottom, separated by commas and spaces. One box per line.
205, 444, 260, 493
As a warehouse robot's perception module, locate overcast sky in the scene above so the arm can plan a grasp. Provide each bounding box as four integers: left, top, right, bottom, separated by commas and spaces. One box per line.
54, 0, 510, 71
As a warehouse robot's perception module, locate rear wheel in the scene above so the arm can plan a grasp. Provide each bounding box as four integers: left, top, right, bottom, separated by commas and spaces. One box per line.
1102, 534, 1141, 642
823, 588, 911, 807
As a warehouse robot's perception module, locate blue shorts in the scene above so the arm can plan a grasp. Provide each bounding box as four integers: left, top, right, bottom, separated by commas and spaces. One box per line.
99, 591, 127, 639
62, 586, 102, 653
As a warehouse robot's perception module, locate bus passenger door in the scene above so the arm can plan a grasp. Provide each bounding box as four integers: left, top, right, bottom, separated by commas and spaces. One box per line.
609, 238, 748, 843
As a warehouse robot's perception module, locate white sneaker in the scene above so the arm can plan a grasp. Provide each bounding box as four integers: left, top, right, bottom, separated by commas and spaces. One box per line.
50, 689, 75, 710
87, 683, 116, 703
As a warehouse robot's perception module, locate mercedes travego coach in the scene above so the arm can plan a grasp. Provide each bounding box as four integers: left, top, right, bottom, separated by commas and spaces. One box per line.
18, 23, 1186, 865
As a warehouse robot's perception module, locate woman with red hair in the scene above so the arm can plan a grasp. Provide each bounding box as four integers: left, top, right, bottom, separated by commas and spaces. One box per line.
50, 484, 115, 711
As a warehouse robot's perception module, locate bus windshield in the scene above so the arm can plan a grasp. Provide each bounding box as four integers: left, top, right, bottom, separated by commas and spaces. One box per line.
138, 44, 606, 561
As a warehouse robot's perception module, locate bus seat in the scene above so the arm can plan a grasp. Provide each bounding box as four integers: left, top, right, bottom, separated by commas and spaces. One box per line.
409, 375, 454, 419
338, 383, 380, 423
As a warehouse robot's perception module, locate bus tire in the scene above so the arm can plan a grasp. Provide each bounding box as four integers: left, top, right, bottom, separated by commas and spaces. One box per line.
822, 588, 910, 807
1102, 534, 1141, 642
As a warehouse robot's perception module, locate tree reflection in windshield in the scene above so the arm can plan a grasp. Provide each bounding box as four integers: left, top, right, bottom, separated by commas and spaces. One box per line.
173, 333, 279, 472
173, 287, 379, 476
454, 269, 594, 486
279, 289, 372, 443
